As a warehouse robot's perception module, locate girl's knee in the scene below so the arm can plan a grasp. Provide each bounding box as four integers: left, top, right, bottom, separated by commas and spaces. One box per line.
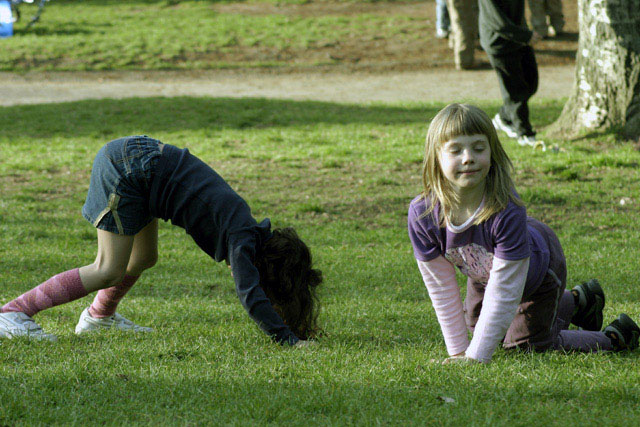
129, 253, 158, 275
146, 252, 158, 269
94, 263, 127, 287
79, 261, 128, 292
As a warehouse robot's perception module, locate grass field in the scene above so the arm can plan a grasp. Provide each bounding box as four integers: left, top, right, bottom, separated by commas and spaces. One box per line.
1, 96, 640, 424
1, 0, 639, 424
1, 0, 431, 71
1, 0, 578, 72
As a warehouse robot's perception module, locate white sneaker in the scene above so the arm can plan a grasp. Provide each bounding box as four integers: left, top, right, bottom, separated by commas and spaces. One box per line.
436, 28, 450, 39
0, 312, 57, 341
75, 307, 153, 334
517, 134, 536, 146
492, 114, 518, 138
517, 135, 546, 151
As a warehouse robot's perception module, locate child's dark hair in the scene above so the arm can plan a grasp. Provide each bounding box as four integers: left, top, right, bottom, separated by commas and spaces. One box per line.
256, 227, 322, 340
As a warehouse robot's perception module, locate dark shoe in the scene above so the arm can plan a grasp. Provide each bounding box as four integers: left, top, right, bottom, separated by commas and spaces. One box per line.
571, 279, 605, 331
604, 314, 640, 351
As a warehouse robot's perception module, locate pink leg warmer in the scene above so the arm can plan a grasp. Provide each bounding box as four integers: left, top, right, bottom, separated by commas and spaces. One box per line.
88, 274, 139, 318
1, 268, 88, 317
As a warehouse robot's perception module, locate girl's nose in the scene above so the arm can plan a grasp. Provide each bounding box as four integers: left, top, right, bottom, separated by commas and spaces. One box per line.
461, 149, 474, 163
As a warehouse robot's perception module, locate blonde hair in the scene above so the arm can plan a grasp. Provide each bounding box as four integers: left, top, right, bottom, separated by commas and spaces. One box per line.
421, 103, 522, 227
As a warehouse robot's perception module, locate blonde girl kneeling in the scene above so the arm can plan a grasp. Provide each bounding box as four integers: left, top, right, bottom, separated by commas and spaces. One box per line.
408, 104, 639, 363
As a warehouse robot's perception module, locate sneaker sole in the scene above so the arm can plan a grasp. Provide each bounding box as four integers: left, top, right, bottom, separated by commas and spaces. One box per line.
492, 116, 518, 138
75, 319, 152, 334
572, 279, 605, 331
604, 314, 640, 351
0, 330, 57, 341
75, 324, 103, 334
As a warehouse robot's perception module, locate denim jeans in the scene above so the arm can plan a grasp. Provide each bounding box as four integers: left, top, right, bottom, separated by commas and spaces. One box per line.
82, 136, 163, 235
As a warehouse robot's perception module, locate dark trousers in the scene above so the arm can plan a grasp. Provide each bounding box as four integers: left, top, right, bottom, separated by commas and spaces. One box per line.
465, 219, 613, 353
488, 45, 538, 137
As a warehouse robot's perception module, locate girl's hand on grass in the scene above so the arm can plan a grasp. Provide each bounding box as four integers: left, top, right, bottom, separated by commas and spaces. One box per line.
293, 339, 315, 348
441, 355, 478, 365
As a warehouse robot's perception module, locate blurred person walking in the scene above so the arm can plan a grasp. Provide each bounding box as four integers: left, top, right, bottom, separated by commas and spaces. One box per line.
446, 0, 478, 69
435, 0, 450, 39
480, 0, 544, 147
527, 0, 564, 38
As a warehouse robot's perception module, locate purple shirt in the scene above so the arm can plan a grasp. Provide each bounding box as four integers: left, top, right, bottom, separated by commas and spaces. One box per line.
408, 195, 550, 297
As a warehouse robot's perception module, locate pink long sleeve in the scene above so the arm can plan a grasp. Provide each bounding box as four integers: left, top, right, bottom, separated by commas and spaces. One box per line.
417, 256, 469, 355
465, 256, 530, 363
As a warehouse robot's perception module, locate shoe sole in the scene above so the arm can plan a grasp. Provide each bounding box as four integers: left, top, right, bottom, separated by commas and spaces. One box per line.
75, 324, 103, 334
573, 279, 605, 331
617, 314, 640, 350
0, 330, 57, 341
605, 314, 640, 351
0, 325, 57, 341
517, 139, 535, 147
75, 319, 152, 334
492, 116, 518, 138
587, 280, 605, 331
75, 309, 112, 334
75, 324, 152, 334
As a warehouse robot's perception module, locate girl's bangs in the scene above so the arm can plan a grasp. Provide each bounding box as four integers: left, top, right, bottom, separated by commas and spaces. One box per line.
438, 109, 491, 145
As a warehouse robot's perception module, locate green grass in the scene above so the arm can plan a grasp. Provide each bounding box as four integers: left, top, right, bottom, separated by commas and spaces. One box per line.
1, 0, 431, 71
1, 97, 640, 424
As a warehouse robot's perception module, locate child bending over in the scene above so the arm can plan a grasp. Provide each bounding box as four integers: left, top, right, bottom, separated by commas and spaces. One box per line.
408, 104, 639, 363
0, 136, 321, 345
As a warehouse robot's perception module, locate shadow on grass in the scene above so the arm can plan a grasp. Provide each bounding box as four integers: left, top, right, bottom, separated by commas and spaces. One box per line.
19, 23, 112, 37
536, 49, 577, 60
1, 369, 638, 425
554, 32, 579, 42
0, 97, 442, 141
0, 376, 456, 424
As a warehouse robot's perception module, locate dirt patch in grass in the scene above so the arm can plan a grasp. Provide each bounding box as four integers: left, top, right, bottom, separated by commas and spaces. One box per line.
0, 169, 90, 199
214, 2, 429, 18
218, 156, 421, 226
209, 1, 579, 72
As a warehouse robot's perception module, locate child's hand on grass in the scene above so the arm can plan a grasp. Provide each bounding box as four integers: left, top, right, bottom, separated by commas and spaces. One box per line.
293, 339, 315, 348
429, 352, 478, 364
440, 352, 479, 365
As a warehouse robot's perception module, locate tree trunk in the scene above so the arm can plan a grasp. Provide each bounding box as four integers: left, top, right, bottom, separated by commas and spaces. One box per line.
549, 0, 640, 140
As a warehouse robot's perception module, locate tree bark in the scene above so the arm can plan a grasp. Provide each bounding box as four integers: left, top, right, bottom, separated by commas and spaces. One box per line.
549, 0, 640, 140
